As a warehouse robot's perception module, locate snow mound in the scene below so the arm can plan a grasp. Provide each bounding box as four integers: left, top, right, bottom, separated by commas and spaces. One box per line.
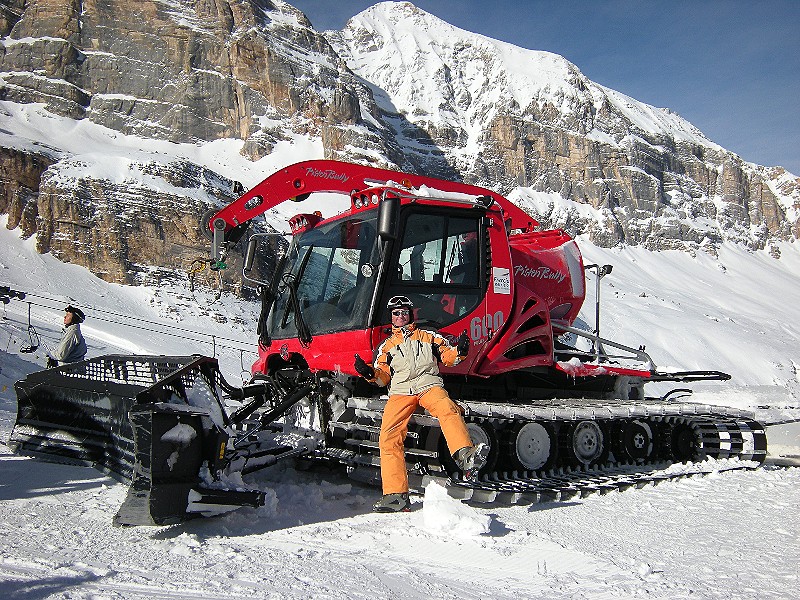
421, 481, 491, 537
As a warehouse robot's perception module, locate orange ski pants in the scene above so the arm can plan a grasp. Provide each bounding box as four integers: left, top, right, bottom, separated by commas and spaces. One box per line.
378, 386, 472, 495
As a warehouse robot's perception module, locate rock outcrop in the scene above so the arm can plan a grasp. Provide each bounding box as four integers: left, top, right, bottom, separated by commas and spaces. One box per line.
1, 131, 243, 284
1, 0, 798, 287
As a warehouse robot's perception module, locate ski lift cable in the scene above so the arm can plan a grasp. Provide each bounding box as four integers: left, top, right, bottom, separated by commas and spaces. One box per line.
0, 288, 258, 355
10, 288, 253, 345
8, 288, 254, 347
13, 299, 257, 357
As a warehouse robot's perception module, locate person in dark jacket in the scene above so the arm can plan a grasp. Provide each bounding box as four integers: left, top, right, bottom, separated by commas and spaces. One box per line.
47, 305, 87, 367
354, 295, 488, 512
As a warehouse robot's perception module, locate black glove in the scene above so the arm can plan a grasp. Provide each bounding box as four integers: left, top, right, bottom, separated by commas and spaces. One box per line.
456, 331, 470, 356
46, 357, 58, 369
354, 354, 375, 379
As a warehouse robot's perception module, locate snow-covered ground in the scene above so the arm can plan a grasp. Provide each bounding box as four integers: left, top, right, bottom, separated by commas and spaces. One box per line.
0, 447, 796, 600
2, 88, 800, 599
2, 209, 799, 598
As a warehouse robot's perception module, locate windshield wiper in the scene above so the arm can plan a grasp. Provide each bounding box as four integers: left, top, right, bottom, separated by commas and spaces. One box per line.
280, 245, 314, 345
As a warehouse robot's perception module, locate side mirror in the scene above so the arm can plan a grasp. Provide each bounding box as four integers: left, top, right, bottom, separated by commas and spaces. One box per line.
242, 232, 284, 287
377, 195, 399, 242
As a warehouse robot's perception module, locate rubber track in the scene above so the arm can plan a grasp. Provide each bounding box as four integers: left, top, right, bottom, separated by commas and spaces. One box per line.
439, 459, 762, 504
328, 396, 768, 504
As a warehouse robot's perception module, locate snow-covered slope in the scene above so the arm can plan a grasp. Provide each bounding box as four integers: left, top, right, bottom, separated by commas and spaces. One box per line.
2, 218, 800, 598
3, 0, 799, 275
0, 101, 326, 205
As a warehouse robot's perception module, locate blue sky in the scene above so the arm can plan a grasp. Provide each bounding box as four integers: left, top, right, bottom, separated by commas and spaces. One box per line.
289, 0, 800, 176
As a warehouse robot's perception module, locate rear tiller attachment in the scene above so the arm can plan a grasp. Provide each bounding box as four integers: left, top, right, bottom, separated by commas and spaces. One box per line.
10, 355, 280, 526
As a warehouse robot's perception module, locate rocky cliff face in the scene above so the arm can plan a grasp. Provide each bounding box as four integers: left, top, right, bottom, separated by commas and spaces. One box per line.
1, 0, 798, 286
0, 105, 244, 285
328, 2, 799, 254
0, 0, 379, 153
33, 158, 244, 283
0, 0, 402, 282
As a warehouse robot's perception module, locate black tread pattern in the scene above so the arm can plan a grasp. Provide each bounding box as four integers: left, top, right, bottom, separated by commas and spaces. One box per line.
327, 396, 768, 503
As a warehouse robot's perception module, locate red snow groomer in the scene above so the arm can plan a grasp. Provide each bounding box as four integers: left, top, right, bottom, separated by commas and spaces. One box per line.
207, 160, 766, 494
11, 160, 768, 525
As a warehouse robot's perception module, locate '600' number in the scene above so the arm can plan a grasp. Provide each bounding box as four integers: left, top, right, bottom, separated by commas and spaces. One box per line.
471, 311, 504, 340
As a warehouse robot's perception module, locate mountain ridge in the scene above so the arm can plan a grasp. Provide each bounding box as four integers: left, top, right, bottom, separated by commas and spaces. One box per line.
1, 0, 797, 284
327, 1, 799, 252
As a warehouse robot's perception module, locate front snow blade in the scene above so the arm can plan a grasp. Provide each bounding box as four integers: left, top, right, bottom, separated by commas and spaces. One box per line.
11, 356, 142, 478
10, 354, 265, 526
114, 402, 264, 526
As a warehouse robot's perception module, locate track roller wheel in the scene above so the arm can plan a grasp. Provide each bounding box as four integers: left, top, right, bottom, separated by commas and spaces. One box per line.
619, 419, 654, 462
506, 421, 557, 472
569, 420, 607, 466
670, 421, 702, 462
465, 421, 498, 474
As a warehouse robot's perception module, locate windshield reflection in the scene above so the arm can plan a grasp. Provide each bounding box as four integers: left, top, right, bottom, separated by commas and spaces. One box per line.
269, 213, 379, 338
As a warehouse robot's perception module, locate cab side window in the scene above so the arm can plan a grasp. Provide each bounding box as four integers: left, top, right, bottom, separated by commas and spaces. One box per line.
384, 212, 483, 326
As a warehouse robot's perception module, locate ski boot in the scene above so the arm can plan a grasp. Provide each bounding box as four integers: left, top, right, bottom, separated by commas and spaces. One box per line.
373, 492, 410, 513
454, 443, 489, 482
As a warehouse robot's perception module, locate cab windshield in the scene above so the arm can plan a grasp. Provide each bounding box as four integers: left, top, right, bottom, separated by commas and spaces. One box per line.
268, 213, 379, 339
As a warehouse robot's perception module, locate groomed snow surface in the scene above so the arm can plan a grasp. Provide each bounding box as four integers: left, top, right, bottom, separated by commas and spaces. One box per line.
2, 214, 799, 598
1, 84, 799, 598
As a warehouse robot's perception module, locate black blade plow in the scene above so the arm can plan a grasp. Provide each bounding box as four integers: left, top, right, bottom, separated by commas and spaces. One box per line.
10, 355, 266, 526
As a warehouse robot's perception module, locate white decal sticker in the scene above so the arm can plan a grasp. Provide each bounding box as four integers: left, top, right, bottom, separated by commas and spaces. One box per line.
304, 166, 349, 183
514, 264, 566, 283
493, 267, 511, 294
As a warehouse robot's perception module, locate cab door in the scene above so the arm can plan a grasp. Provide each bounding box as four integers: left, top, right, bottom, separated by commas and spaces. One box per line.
376, 207, 513, 374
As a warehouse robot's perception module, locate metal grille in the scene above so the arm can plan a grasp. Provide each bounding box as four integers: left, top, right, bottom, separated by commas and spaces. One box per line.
60, 355, 193, 385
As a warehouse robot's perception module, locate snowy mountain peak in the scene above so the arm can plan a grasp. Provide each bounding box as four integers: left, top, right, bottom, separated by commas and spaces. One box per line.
325, 1, 796, 251
336, 2, 585, 134
334, 1, 715, 149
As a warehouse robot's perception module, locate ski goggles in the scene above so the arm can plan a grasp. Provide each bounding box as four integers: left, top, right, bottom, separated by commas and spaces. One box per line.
387, 295, 413, 310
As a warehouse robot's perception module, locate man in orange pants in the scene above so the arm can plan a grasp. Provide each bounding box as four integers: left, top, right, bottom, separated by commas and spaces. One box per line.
354, 296, 488, 512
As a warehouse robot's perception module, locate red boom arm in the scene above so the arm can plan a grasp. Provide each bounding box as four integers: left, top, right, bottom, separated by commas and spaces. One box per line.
208, 160, 539, 234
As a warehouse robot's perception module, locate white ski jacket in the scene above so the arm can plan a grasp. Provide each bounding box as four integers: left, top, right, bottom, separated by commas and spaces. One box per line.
53, 323, 87, 363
